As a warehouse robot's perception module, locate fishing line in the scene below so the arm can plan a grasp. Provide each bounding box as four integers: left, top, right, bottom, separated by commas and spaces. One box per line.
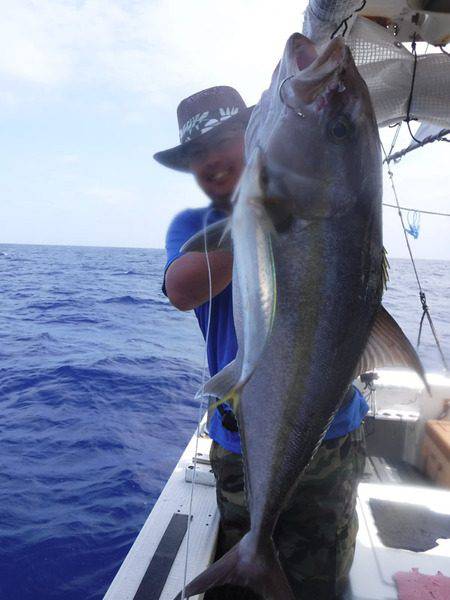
381, 138, 449, 372
395, 39, 450, 150
181, 208, 214, 600
330, 0, 367, 39
405, 33, 422, 145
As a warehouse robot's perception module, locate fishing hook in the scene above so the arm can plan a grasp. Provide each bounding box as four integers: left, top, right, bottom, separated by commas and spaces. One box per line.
278, 75, 305, 117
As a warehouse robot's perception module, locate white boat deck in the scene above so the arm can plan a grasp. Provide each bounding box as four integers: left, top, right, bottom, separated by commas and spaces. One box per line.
352, 482, 450, 599
104, 431, 218, 600
105, 370, 450, 600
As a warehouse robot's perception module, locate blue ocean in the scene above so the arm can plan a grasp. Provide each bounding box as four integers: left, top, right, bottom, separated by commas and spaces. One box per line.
1, 244, 449, 600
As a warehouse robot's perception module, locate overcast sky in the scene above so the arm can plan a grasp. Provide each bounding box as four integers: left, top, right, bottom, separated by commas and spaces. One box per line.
1, 0, 449, 259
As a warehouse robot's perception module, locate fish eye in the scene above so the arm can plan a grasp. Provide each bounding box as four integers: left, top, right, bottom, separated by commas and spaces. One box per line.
327, 115, 353, 143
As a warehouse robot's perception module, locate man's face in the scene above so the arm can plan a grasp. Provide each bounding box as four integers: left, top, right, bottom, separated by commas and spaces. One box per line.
186, 123, 245, 210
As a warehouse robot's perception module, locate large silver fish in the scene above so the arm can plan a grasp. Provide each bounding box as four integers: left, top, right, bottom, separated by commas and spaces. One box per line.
178, 32, 427, 600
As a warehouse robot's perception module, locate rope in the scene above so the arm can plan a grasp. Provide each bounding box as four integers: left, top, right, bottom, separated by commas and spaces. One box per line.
384, 128, 450, 164
381, 138, 449, 372
379, 42, 450, 372
181, 209, 214, 600
387, 122, 401, 158
383, 203, 450, 217
330, 0, 366, 39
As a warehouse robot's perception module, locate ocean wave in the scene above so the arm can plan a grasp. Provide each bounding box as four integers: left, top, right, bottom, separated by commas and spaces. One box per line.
15, 332, 55, 342
27, 300, 75, 311
102, 295, 153, 305
44, 315, 100, 325
110, 270, 143, 276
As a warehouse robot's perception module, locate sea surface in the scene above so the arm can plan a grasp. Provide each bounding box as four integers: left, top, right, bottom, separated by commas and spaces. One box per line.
1, 244, 449, 600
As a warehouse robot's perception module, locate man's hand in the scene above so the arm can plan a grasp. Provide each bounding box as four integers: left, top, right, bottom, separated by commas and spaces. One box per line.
165, 251, 233, 311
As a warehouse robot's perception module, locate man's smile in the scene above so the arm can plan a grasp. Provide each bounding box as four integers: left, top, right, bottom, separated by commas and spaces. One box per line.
207, 167, 233, 184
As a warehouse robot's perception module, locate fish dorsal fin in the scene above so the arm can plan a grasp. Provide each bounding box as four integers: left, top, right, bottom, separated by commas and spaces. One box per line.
180, 218, 231, 253
356, 305, 429, 393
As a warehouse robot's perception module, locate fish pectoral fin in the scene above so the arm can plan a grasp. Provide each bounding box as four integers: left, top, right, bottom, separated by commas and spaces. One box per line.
203, 359, 241, 401
180, 217, 231, 253
356, 305, 430, 394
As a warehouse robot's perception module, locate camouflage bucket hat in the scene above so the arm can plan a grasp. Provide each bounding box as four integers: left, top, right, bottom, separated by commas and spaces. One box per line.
153, 86, 253, 172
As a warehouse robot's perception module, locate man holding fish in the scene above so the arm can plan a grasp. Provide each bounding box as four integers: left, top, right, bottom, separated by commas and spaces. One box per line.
156, 29, 425, 600
156, 81, 367, 598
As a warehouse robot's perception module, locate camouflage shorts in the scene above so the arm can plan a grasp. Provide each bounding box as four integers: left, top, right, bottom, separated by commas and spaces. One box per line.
209, 426, 366, 599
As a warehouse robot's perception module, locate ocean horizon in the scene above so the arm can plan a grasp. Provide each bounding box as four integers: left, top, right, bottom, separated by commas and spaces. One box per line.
2, 240, 449, 260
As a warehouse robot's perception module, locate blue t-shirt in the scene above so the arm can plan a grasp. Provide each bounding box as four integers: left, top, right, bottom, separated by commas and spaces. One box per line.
163, 206, 368, 454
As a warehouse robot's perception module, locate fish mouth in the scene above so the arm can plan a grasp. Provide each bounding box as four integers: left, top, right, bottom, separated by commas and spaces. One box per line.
283, 34, 355, 115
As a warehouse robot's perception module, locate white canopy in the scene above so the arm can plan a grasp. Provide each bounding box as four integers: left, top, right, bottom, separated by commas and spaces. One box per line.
303, 0, 450, 128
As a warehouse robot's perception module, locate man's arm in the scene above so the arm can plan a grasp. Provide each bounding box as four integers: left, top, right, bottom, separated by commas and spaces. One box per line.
165, 250, 232, 311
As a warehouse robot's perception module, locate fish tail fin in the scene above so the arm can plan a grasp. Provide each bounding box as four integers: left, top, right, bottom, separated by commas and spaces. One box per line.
173, 534, 295, 600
